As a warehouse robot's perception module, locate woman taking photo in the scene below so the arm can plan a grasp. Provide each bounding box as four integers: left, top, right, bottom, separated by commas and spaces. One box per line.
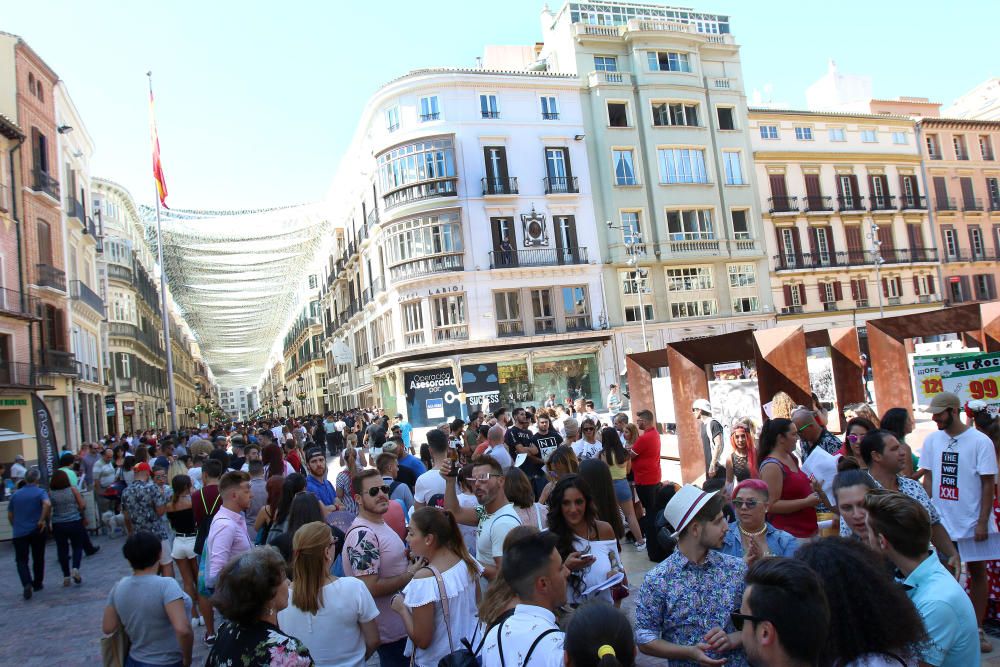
278, 522, 379, 667
724, 423, 757, 489
103, 531, 193, 667
48, 469, 89, 586
546, 475, 621, 605
757, 418, 823, 540
166, 474, 202, 627
206, 546, 312, 666
797, 538, 925, 666
598, 427, 643, 549
719, 479, 798, 564
391, 507, 483, 667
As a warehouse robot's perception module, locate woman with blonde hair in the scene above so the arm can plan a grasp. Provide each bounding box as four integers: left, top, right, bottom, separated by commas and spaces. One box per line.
391, 507, 483, 667
539, 445, 580, 504
278, 522, 378, 667
769, 391, 798, 420
167, 457, 188, 484
622, 423, 640, 449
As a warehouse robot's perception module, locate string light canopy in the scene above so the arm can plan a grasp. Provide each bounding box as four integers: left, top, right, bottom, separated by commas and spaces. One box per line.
140, 203, 329, 388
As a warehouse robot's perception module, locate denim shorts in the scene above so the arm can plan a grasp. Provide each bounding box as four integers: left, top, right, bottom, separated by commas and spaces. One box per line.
613, 479, 632, 502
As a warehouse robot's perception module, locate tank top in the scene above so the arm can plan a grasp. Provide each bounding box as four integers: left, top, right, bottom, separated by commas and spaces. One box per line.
608, 461, 627, 480
50, 487, 81, 523
167, 506, 197, 534
731, 452, 751, 483
760, 456, 818, 538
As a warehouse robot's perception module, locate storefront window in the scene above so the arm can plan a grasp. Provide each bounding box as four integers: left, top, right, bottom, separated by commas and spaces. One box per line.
497, 361, 531, 406
532, 354, 601, 408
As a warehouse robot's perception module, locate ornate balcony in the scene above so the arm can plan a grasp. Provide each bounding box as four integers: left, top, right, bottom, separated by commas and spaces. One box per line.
481, 177, 518, 196
30, 169, 59, 200
768, 196, 798, 214
36, 263, 66, 291
543, 176, 579, 194
488, 247, 588, 269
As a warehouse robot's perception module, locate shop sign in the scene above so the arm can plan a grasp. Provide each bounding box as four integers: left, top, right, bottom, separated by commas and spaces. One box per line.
461, 363, 501, 415
912, 350, 1000, 413
0, 398, 27, 406
400, 285, 463, 301
404, 367, 463, 427
31, 394, 58, 485
123, 401, 135, 416
105, 395, 117, 417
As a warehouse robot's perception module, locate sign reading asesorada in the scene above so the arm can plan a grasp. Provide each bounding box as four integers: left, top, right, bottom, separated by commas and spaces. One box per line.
913, 350, 1000, 414
404, 368, 462, 428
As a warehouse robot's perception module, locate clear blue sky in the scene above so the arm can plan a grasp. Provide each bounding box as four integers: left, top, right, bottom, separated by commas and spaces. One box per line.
5, 0, 997, 209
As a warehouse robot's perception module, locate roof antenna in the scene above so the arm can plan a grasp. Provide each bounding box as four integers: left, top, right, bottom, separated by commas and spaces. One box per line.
476, 56, 482, 69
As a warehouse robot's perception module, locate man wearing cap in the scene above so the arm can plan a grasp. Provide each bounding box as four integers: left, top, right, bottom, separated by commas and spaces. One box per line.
920, 391, 998, 651
120, 461, 173, 577
693, 399, 726, 489
635, 485, 747, 666
304, 447, 339, 513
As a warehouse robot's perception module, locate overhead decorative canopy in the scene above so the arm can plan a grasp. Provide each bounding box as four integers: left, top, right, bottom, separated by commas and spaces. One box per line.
140, 204, 329, 388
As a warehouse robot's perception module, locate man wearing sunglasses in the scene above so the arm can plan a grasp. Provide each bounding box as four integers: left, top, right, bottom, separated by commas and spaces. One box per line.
343, 469, 427, 667
735, 557, 829, 667
791, 408, 842, 459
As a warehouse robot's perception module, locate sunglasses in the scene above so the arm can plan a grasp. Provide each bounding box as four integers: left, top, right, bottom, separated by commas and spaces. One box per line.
847, 434, 860, 443
471, 473, 501, 483
366, 485, 392, 497
582, 427, 596, 432
731, 499, 760, 509
797, 422, 815, 433
731, 611, 766, 631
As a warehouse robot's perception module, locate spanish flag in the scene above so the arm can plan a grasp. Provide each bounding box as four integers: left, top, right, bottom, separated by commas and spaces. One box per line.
149, 90, 168, 209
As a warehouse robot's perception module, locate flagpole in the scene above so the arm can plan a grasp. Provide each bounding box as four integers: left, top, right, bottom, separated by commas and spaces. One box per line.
147, 71, 178, 432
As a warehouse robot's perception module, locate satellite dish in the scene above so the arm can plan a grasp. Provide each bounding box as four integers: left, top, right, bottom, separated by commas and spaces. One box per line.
332, 340, 353, 365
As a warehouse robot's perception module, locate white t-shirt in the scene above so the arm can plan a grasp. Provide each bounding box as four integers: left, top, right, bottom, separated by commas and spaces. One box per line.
414, 468, 447, 505
476, 503, 522, 572
488, 443, 513, 469
278, 577, 378, 667
188, 467, 203, 490
920, 427, 999, 539
571, 440, 601, 462
335, 420, 346, 433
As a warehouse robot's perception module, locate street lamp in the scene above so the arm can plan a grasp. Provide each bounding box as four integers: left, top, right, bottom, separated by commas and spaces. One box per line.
282, 384, 291, 417
867, 221, 885, 318
607, 220, 650, 351
296, 374, 306, 416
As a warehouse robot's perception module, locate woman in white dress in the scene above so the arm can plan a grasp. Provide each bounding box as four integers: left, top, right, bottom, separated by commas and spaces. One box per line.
277, 522, 379, 667
391, 507, 483, 667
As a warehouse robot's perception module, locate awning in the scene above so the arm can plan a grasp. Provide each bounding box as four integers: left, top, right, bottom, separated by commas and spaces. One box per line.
0, 428, 35, 443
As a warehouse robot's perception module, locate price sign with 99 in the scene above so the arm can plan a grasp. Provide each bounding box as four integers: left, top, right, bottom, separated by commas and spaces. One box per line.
968, 378, 1000, 400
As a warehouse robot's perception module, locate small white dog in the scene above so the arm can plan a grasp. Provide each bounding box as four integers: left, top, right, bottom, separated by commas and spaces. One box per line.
102, 510, 126, 536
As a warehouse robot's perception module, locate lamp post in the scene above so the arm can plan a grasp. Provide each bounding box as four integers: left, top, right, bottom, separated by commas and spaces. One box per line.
868, 221, 885, 318
296, 374, 306, 416
606, 220, 650, 351
282, 384, 290, 418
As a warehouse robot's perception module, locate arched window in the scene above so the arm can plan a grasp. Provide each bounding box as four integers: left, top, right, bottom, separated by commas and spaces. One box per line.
28, 73, 35, 96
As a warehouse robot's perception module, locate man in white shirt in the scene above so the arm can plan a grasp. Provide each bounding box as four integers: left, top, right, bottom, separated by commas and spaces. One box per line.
413, 429, 449, 509
480, 531, 567, 667
10, 455, 27, 482
920, 391, 998, 644
486, 425, 512, 469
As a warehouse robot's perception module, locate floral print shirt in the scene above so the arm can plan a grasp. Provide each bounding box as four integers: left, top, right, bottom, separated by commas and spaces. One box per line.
121, 479, 168, 539
634, 550, 748, 667
206, 620, 312, 667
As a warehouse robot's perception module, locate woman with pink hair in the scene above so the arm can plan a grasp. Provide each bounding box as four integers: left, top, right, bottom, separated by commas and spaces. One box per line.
717, 479, 799, 565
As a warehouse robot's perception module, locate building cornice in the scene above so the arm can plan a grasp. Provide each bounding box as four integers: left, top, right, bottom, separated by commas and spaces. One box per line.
918, 117, 1000, 131
749, 108, 915, 125
753, 151, 922, 164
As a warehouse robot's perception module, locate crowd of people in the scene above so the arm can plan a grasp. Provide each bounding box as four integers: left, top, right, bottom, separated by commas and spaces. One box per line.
4, 390, 1000, 666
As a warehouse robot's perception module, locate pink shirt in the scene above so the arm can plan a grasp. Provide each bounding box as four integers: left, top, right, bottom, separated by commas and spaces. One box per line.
207, 505, 252, 580
342, 515, 408, 643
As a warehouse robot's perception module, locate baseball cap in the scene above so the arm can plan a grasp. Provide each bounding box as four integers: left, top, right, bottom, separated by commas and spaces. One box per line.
928, 392, 961, 414
133, 462, 152, 474
305, 447, 324, 461
692, 398, 712, 414
664, 484, 719, 537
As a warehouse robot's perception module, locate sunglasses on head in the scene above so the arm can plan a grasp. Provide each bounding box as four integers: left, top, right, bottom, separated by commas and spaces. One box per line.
797, 422, 815, 433
366, 485, 391, 497
731, 611, 766, 631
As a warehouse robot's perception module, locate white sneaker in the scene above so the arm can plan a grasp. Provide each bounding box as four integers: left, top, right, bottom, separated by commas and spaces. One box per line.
634, 541, 646, 551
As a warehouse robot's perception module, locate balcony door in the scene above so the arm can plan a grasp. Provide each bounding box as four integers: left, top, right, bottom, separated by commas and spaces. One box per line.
837, 174, 860, 207
961, 177, 977, 209
37, 220, 52, 265
933, 176, 949, 208
490, 217, 515, 267
483, 146, 509, 194
809, 226, 835, 266
804, 173, 823, 209
900, 174, 920, 207
845, 225, 864, 263
544, 148, 573, 191
555, 216, 579, 264
778, 226, 800, 268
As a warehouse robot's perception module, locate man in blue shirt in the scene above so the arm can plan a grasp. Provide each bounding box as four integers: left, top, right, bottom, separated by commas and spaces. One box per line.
866, 489, 979, 666
394, 414, 412, 452
304, 448, 338, 512
7, 468, 51, 599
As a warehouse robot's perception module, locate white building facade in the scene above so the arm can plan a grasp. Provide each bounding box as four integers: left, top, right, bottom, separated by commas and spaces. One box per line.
320, 68, 611, 425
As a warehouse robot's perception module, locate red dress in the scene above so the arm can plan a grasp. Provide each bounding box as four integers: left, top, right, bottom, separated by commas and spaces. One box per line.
761, 456, 818, 539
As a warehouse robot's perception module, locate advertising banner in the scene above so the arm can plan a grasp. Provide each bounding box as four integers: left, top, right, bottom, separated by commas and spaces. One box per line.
912, 350, 1000, 414
460, 363, 501, 416
31, 393, 58, 485
404, 368, 463, 427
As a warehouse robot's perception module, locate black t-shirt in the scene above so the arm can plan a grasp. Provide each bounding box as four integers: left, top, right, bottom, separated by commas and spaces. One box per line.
532, 430, 564, 463
394, 463, 419, 493
366, 424, 387, 447
505, 426, 540, 476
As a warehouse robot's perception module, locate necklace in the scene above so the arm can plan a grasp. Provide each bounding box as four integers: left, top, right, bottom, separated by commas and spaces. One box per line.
739, 524, 767, 538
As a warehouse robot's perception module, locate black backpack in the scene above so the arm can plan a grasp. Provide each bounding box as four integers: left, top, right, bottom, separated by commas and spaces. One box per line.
194, 492, 221, 556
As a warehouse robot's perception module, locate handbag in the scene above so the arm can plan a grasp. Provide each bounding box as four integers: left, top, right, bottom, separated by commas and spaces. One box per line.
100, 625, 130, 667
102, 585, 131, 667
425, 564, 482, 667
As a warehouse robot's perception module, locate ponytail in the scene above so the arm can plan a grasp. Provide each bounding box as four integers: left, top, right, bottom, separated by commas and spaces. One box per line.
564, 602, 635, 666
410, 507, 479, 581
